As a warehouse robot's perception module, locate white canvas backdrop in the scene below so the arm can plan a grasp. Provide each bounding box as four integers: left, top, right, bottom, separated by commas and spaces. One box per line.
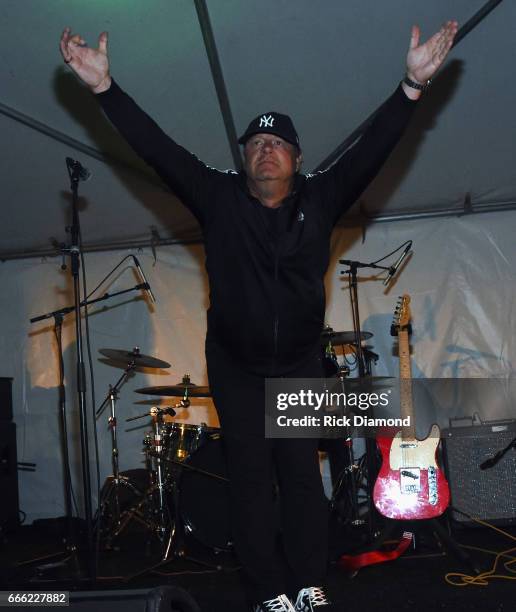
1, 210, 515, 523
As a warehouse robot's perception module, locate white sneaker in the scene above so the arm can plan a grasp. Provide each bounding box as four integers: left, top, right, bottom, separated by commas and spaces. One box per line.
253, 593, 296, 612
294, 586, 331, 611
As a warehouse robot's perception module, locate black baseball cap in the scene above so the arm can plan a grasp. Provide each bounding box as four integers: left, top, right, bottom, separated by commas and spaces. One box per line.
238, 111, 300, 148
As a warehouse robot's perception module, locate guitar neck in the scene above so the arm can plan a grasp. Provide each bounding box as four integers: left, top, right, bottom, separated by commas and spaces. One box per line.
398, 329, 416, 439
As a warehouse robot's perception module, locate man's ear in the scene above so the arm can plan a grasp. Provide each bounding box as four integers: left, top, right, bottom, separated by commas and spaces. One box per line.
295, 151, 303, 173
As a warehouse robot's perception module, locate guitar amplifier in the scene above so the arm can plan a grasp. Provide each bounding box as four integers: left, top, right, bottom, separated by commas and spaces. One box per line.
0, 421, 19, 530
442, 420, 516, 525
0, 377, 13, 421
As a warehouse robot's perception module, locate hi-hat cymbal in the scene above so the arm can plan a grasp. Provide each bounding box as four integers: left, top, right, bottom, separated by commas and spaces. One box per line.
338, 376, 396, 389
320, 330, 373, 346
135, 375, 211, 398
99, 348, 170, 369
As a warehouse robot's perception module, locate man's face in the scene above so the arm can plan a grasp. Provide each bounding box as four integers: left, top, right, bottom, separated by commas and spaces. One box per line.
243, 133, 302, 183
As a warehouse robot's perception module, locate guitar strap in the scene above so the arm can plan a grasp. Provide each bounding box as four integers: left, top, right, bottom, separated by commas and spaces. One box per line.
338, 531, 413, 572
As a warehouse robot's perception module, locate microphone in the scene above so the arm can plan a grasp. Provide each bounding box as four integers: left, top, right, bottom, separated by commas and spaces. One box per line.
66, 157, 91, 181
383, 242, 412, 286
479, 452, 502, 471
133, 255, 156, 303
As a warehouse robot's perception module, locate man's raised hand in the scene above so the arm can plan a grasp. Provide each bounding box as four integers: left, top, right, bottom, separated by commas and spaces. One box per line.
60, 27, 111, 93
406, 20, 458, 85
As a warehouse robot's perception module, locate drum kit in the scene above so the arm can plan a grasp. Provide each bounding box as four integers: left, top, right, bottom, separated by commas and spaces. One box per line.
95, 329, 377, 563
95, 347, 231, 565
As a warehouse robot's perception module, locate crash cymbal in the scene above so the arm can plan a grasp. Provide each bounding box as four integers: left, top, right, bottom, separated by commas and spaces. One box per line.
320, 330, 373, 346
135, 375, 211, 398
99, 347, 170, 369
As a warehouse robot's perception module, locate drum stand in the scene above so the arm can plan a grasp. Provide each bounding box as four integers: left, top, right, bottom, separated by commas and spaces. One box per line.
95, 363, 146, 545
329, 364, 365, 528
145, 404, 228, 570
102, 392, 231, 576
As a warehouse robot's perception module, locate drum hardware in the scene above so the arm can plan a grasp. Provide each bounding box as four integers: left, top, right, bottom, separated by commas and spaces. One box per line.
113, 405, 182, 551
321, 328, 374, 377
115, 402, 228, 569
143, 442, 231, 570
327, 364, 366, 527
95, 348, 171, 548
144, 406, 228, 565
115, 433, 230, 574
146, 449, 229, 483
98, 369, 229, 569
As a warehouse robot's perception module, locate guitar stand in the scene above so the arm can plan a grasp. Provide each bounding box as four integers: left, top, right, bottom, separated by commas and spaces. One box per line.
376, 514, 480, 575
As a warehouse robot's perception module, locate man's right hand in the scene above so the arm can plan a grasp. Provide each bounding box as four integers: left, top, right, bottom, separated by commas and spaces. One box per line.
60, 27, 111, 94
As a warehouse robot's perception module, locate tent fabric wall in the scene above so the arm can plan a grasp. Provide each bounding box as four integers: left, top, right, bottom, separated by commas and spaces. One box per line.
2, 1, 515, 257
1, 210, 514, 523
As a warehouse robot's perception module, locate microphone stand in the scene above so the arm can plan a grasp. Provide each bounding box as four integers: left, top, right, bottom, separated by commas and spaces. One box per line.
20, 312, 83, 579
339, 259, 389, 539
24, 161, 98, 581
339, 260, 389, 377
68, 161, 95, 582
28, 286, 148, 580
30, 284, 151, 324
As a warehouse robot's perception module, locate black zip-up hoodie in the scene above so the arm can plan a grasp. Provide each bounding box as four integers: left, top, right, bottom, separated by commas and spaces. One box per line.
97, 81, 416, 376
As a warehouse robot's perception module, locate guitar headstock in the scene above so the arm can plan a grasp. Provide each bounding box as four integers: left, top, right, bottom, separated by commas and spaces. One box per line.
390, 294, 412, 336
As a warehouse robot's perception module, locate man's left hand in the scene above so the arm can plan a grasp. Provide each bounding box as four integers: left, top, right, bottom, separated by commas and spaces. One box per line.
406, 20, 458, 85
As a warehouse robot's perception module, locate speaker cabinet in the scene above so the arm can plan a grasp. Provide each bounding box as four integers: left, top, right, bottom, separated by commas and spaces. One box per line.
0, 377, 13, 421
68, 587, 201, 612
442, 420, 516, 525
0, 421, 19, 530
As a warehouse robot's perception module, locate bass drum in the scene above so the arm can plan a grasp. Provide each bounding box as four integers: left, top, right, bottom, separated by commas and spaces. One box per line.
179, 432, 232, 551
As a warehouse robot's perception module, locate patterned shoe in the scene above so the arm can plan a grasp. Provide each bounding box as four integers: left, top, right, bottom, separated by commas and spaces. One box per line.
294, 586, 331, 611
252, 593, 296, 612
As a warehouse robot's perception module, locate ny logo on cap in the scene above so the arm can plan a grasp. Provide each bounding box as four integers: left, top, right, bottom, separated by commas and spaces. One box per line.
259, 114, 274, 128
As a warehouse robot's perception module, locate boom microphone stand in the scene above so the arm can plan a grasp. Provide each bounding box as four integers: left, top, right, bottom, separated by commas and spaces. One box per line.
29, 275, 152, 578
23, 159, 96, 581
339, 258, 391, 539
65, 158, 95, 582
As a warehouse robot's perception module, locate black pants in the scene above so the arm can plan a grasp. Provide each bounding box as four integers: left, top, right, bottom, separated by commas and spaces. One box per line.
206, 339, 328, 602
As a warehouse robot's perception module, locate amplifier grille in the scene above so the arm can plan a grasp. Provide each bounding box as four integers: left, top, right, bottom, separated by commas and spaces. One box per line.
442, 421, 516, 524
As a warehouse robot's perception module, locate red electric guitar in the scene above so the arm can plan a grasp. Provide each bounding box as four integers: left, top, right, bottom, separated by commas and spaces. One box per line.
373, 295, 450, 520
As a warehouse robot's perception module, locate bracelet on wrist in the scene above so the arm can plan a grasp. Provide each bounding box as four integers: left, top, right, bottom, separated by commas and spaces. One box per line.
403, 75, 431, 92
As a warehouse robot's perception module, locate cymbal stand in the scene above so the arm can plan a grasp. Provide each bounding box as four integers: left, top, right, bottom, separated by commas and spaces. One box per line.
95, 362, 142, 537
329, 364, 365, 527
150, 406, 173, 547
123, 397, 227, 577
125, 447, 230, 577
111, 404, 180, 553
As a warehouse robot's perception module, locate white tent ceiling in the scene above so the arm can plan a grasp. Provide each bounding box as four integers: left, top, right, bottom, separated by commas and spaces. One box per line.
1, 0, 514, 259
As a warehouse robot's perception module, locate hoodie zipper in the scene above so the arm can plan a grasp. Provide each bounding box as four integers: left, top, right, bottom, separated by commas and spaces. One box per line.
270, 192, 299, 376
272, 251, 279, 376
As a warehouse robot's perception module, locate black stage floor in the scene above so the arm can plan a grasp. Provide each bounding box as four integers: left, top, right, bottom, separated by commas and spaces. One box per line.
1, 517, 515, 611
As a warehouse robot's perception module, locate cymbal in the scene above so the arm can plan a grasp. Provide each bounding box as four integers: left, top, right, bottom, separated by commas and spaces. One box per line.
135, 375, 211, 398
327, 376, 396, 391
99, 348, 170, 369
320, 330, 373, 346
